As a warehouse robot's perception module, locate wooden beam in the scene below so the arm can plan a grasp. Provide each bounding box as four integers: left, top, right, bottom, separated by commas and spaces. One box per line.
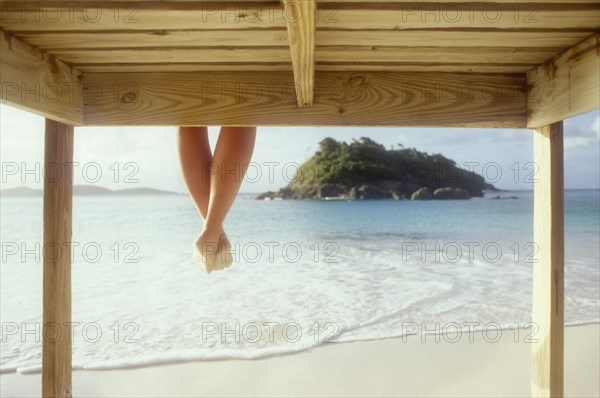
8, 0, 600, 3
282, 0, 315, 107
1, 2, 598, 31
18, 30, 593, 50
49, 46, 559, 66
527, 34, 600, 128
0, 30, 83, 125
43, 119, 74, 398
333, 0, 600, 2
74, 62, 533, 73
532, 121, 564, 398
82, 71, 526, 127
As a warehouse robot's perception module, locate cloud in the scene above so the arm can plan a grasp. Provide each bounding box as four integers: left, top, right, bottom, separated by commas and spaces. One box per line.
490, 128, 533, 142
418, 128, 532, 146
564, 116, 600, 150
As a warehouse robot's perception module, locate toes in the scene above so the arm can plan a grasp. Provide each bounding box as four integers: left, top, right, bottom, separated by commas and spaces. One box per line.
213, 240, 233, 271
193, 243, 216, 273
192, 234, 233, 273
214, 254, 233, 271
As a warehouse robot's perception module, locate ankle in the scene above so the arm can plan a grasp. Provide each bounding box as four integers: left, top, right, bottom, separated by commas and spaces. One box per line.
200, 225, 224, 238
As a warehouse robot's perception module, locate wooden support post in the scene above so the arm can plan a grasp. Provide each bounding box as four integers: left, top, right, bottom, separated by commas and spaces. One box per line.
43, 119, 74, 398
532, 121, 564, 397
282, 0, 316, 107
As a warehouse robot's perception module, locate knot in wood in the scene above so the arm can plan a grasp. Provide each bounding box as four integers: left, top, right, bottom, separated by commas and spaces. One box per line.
121, 92, 137, 103
349, 75, 366, 87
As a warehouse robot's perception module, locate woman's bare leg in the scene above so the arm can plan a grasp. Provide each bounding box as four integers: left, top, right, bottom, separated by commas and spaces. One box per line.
205, 127, 257, 232
177, 127, 212, 219
196, 126, 257, 271
178, 127, 226, 272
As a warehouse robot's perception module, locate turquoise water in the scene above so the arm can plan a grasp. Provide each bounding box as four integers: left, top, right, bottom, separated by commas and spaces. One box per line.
233, 190, 598, 241
1, 190, 598, 372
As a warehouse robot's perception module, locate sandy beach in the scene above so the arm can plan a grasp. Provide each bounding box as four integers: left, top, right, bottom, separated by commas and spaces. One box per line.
1, 324, 598, 397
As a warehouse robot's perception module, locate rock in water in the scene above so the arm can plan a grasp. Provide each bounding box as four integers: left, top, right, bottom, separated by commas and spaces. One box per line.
356, 185, 392, 199
318, 183, 347, 199
490, 194, 519, 200
411, 187, 432, 200
433, 187, 470, 200
391, 191, 406, 200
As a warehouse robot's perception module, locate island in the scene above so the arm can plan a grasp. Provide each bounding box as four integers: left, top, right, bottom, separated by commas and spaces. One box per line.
258, 137, 496, 200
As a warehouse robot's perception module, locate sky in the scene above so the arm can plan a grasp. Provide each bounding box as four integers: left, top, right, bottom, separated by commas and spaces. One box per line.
0, 104, 598, 193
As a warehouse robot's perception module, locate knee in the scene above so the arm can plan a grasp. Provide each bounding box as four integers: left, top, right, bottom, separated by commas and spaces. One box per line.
179, 126, 208, 136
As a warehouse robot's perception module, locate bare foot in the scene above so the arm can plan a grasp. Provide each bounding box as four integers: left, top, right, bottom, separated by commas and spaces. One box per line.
213, 234, 233, 271
193, 229, 232, 273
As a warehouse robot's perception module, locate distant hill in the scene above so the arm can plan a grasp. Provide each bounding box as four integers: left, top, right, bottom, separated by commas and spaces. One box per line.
75, 185, 113, 195
0, 186, 43, 197
1, 185, 181, 197
258, 137, 497, 201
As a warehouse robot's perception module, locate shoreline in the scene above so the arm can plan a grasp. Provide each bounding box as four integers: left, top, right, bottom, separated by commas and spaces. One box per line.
2, 324, 598, 397
3, 321, 599, 375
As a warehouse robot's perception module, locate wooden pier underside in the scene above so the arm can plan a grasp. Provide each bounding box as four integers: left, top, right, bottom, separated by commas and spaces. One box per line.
1, 1, 598, 397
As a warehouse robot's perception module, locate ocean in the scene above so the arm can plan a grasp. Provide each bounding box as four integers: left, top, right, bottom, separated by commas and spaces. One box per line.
1, 190, 598, 373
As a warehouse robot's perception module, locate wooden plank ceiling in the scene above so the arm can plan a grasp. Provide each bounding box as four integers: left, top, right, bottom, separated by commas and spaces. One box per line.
1, 1, 599, 74
1, 1, 599, 128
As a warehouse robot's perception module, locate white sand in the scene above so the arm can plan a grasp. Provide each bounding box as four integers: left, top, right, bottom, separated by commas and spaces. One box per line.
2, 324, 598, 397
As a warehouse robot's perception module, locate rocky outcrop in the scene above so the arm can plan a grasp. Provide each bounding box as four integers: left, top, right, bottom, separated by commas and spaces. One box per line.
354, 185, 392, 200
490, 195, 519, 200
318, 183, 347, 199
259, 184, 478, 201
410, 187, 432, 200
432, 187, 470, 200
